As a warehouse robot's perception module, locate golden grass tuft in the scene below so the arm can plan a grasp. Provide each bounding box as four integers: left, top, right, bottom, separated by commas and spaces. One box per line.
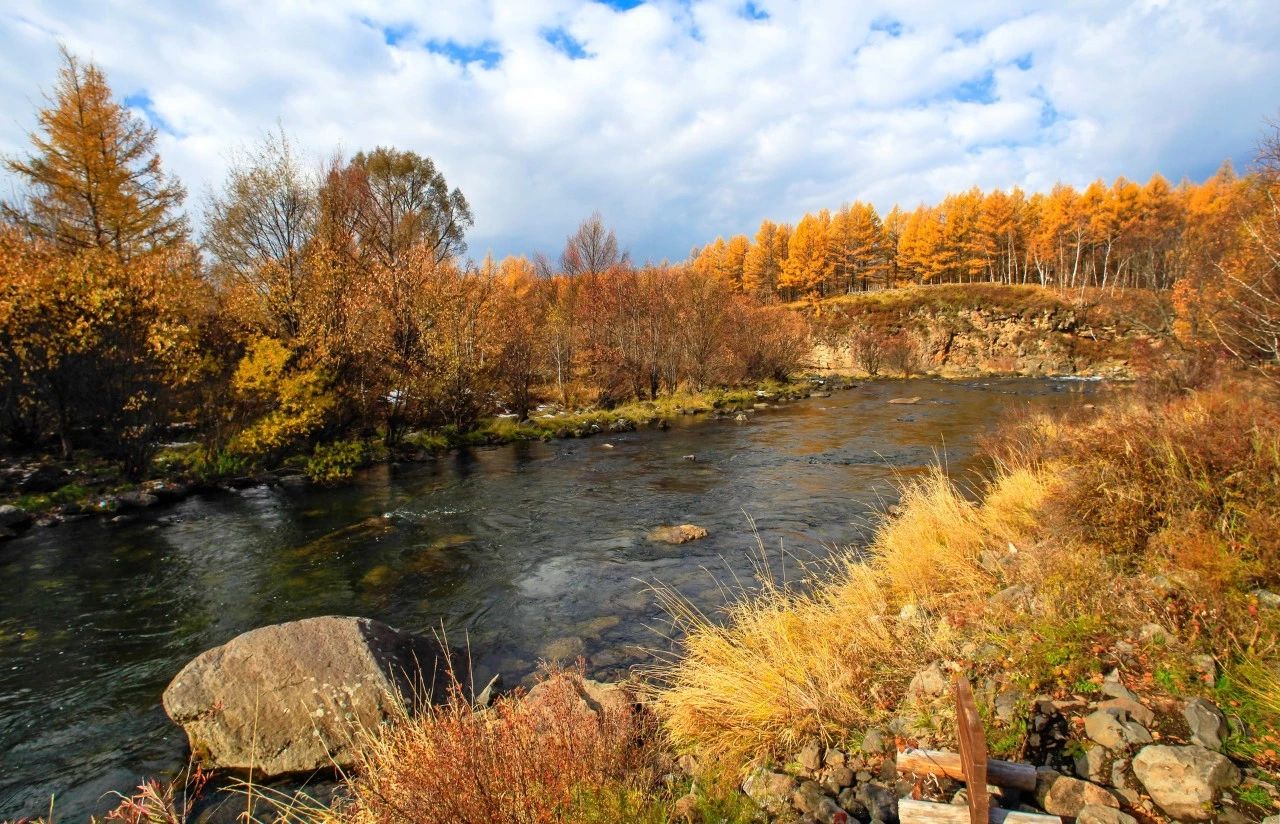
651, 465, 1051, 767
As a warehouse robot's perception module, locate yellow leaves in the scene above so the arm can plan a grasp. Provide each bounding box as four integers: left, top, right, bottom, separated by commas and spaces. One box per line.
228, 335, 335, 457
3, 48, 188, 259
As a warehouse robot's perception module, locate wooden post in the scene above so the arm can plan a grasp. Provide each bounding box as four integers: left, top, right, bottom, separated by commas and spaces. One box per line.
896, 749, 1038, 792
955, 675, 989, 824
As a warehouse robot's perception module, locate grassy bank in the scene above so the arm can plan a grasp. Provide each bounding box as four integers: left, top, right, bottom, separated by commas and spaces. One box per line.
653, 372, 1280, 777
0, 378, 821, 527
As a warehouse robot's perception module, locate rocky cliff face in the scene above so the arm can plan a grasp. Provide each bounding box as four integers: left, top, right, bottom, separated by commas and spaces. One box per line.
806, 286, 1167, 377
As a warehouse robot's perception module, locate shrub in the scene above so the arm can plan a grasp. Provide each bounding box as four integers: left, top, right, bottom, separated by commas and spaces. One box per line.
305, 439, 378, 485
315, 669, 664, 824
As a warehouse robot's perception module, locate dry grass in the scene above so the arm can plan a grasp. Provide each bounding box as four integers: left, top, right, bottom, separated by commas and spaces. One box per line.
650, 465, 1054, 766
282, 669, 664, 824
652, 373, 1280, 771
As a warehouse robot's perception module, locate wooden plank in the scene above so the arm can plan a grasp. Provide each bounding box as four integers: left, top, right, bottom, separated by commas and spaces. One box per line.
896, 749, 1038, 792
955, 676, 989, 824
898, 799, 1061, 824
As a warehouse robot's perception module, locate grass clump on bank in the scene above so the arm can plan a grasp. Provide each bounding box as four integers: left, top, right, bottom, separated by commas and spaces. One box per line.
652, 374, 1280, 772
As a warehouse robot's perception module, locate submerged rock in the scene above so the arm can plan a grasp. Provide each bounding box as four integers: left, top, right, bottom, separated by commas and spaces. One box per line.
648, 524, 709, 544
887, 396, 922, 405
162, 616, 455, 777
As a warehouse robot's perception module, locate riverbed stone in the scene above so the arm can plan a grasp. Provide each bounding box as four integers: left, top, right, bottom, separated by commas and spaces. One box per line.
647, 524, 709, 544
1183, 697, 1228, 750
0, 504, 32, 531
1131, 744, 1241, 821
162, 616, 455, 776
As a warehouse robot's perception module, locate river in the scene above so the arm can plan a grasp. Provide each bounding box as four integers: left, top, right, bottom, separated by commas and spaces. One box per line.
0, 378, 1098, 819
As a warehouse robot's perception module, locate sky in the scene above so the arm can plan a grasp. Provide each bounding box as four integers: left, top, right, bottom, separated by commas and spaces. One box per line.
2, 0, 1279, 263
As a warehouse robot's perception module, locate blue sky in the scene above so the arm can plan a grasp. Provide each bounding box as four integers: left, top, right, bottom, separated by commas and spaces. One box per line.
2, 0, 1279, 262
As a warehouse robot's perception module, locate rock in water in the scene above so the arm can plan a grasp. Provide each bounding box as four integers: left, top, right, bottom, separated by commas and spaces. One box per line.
162, 616, 455, 776
648, 524, 709, 544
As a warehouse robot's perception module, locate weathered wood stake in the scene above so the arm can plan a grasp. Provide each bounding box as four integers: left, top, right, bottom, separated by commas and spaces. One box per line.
896, 749, 1038, 792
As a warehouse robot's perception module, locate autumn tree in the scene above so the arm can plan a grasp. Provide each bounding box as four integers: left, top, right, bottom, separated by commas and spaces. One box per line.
780, 211, 832, 298
0, 50, 202, 476
3, 47, 187, 260
346, 147, 473, 268
742, 219, 787, 297
562, 212, 624, 277
204, 128, 317, 338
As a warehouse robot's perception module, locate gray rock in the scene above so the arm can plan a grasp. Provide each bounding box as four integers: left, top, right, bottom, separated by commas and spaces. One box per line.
824, 748, 848, 768
1192, 654, 1218, 682
794, 780, 844, 823
822, 765, 855, 794
742, 768, 798, 815
797, 739, 825, 773
1034, 767, 1120, 817
1084, 708, 1151, 750
1075, 744, 1109, 783
1138, 623, 1172, 644
856, 782, 897, 823
19, 464, 64, 493
0, 504, 32, 531
989, 584, 1031, 608
1132, 744, 1241, 821
1095, 697, 1155, 727
1262, 816, 1280, 824
1076, 804, 1138, 824
1252, 589, 1280, 609
162, 616, 455, 776
117, 490, 160, 509
994, 689, 1024, 724
837, 788, 869, 821
1101, 669, 1138, 702
1183, 697, 1228, 750
908, 661, 948, 698
862, 727, 888, 754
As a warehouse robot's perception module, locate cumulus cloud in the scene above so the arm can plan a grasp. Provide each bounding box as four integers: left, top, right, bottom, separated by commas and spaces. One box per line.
2, 0, 1278, 261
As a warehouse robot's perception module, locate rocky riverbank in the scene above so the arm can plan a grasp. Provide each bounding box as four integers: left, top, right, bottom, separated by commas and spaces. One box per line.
0, 376, 843, 540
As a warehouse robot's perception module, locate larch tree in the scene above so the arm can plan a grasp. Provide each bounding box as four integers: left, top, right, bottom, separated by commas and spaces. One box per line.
2, 47, 188, 260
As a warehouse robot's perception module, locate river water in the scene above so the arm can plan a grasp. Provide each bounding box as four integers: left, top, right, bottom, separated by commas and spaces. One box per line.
0, 378, 1098, 819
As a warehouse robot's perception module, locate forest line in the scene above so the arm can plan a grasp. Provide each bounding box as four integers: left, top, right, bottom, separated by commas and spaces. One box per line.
1, 48, 1277, 486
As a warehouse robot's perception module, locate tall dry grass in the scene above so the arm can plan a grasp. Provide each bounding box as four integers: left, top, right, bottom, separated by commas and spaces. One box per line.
651, 464, 1055, 767
653, 376, 1280, 770
285, 669, 663, 824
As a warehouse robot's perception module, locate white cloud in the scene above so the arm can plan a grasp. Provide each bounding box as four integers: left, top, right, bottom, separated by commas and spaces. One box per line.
2, 0, 1278, 261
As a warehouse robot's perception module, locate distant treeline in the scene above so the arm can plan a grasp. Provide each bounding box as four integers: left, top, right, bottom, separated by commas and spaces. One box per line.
688, 163, 1262, 299
0, 50, 805, 477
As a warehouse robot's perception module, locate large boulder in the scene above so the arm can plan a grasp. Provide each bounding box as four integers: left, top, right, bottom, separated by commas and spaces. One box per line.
1131, 744, 1240, 821
162, 616, 455, 776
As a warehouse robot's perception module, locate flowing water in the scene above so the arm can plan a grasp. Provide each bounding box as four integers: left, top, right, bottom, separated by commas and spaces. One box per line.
0, 378, 1099, 819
